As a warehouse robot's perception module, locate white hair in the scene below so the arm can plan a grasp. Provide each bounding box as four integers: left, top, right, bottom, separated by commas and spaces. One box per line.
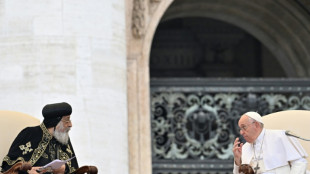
54, 121, 70, 145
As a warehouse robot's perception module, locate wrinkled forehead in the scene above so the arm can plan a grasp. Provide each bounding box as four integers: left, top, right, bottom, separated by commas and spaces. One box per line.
238, 115, 250, 126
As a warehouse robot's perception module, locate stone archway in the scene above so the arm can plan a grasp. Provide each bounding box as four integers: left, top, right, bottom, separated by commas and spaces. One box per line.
126, 1, 174, 174
160, 0, 310, 77
126, 1, 310, 174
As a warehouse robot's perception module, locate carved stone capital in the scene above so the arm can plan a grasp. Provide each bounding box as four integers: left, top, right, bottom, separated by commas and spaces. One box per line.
132, 0, 145, 38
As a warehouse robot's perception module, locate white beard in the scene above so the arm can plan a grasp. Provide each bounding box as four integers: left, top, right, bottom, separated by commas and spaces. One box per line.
54, 121, 70, 145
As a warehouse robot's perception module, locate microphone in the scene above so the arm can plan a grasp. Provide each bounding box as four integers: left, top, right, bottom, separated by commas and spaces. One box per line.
285, 130, 310, 141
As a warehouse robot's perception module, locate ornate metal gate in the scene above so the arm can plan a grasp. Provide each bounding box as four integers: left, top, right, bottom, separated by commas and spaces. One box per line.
150, 78, 310, 174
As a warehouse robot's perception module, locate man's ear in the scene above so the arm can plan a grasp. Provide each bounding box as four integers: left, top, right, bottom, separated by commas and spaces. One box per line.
254, 121, 259, 128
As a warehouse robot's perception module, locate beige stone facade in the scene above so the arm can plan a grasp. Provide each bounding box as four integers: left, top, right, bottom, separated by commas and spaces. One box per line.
126, 1, 174, 174
0, 0, 310, 174
126, 1, 310, 174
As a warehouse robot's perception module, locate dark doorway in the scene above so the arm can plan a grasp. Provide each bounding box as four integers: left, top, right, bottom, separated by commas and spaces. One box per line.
150, 17, 286, 78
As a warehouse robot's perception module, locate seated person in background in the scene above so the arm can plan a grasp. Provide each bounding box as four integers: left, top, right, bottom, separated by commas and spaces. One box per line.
232, 111, 308, 174
1, 102, 79, 174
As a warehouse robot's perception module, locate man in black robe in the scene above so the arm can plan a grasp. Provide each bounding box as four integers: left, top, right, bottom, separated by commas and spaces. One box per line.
1, 102, 79, 174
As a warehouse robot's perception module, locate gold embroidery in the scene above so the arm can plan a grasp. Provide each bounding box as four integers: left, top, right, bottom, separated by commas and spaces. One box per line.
66, 145, 73, 156
70, 166, 76, 173
42, 152, 48, 159
4, 123, 77, 173
28, 123, 53, 165
49, 142, 57, 161
19, 141, 33, 155
3, 156, 25, 165
58, 147, 75, 173
5, 123, 77, 173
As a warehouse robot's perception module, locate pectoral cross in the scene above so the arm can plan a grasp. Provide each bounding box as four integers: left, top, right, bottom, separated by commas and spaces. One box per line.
253, 163, 260, 174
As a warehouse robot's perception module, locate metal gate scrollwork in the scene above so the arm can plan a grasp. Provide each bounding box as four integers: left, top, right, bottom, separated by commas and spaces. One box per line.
150, 78, 310, 174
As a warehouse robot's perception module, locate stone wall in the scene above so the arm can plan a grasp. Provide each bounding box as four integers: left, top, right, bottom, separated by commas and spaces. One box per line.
0, 0, 127, 174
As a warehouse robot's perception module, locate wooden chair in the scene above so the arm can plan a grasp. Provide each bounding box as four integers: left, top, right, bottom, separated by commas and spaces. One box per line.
1, 162, 32, 174
0, 110, 98, 174
75, 166, 98, 174
239, 164, 254, 174
262, 110, 310, 172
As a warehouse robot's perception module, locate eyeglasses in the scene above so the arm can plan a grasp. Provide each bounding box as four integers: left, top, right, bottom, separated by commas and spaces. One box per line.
239, 122, 255, 131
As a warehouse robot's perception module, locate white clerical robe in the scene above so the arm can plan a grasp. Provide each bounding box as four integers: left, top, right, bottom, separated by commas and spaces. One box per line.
233, 129, 308, 174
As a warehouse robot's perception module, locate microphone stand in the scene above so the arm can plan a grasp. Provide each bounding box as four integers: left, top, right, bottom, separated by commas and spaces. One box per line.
285, 130, 310, 141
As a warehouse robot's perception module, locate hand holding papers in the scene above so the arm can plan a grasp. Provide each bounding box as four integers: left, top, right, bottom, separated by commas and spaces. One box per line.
36, 156, 75, 172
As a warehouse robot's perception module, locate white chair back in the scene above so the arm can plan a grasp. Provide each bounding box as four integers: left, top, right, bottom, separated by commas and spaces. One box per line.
262, 110, 310, 171
0, 110, 40, 163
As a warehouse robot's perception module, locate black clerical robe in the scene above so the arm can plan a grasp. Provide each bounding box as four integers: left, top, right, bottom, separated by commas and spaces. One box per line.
1, 123, 79, 174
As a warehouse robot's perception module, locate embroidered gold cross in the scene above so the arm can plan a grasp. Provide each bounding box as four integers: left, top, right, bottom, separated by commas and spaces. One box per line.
66, 145, 73, 155
19, 141, 33, 155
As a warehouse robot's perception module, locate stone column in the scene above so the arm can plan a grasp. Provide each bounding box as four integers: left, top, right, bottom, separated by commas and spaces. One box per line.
126, 1, 174, 174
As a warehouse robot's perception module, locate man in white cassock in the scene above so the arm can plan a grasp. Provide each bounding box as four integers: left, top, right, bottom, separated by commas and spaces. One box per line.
232, 111, 308, 174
